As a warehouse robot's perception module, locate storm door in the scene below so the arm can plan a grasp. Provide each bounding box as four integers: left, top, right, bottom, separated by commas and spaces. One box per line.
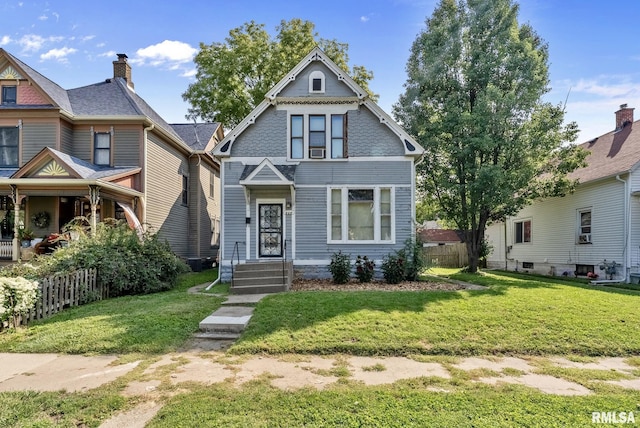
258, 203, 283, 257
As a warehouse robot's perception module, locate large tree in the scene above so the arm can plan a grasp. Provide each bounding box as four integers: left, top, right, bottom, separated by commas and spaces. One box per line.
394, 0, 586, 272
183, 19, 376, 128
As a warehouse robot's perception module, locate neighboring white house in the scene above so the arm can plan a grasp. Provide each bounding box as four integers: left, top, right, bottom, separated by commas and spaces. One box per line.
212, 47, 424, 282
485, 104, 640, 282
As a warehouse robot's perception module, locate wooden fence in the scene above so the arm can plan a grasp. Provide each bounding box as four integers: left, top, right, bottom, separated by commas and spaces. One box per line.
19, 268, 107, 326
423, 243, 469, 268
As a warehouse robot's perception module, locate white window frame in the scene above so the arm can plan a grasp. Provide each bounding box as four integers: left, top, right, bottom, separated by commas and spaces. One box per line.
514, 218, 531, 244
285, 105, 352, 161
308, 70, 325, 93
577, 208, 592, 244
327, 186, 395, 244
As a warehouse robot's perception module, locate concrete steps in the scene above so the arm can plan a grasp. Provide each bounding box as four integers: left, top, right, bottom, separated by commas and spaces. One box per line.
231, 261, 292, 295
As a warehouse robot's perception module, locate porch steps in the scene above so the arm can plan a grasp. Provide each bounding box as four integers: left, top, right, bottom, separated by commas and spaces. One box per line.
198, 306, 254, 333
231, 261, 293, 295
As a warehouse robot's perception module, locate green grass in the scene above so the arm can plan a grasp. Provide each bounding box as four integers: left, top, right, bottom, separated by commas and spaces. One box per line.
230, 270, 640, 356
0, 269, 223, 355
147, 380, 640, 428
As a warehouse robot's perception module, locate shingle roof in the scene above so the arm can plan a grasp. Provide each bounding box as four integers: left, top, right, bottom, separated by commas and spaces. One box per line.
418, 228, 463, 243
2, 49, 72, 113
570, 120, 640, 183
171, 123, 220, 150
50, 148, 139, 179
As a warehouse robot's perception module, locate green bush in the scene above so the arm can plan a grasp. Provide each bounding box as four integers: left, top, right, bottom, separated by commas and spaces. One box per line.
381, 253, 405, 284
354, 255, 375, 283
400, 237, 427, 281
0, 276, 39, 329
2, 220, 190, 297
328, 251, 351, 284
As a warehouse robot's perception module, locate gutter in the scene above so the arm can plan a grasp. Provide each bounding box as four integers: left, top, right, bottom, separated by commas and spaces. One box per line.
616, 174, 631, 282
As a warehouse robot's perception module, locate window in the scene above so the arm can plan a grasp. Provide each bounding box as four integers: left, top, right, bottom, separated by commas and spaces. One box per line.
308, 70, 325, 93
514, 219, 531, 243
575, 264, 595, 276
0, 126, 19, 167
2, 86, 16, 105
211, 218, 220, 247
331, 114, 347, 159
578, 209, 591, 244
329, 187, 394, 243
291, 115, 303, 159
309, 115, 326, 158
93, 132, 111, 166
181, 175, 188, 206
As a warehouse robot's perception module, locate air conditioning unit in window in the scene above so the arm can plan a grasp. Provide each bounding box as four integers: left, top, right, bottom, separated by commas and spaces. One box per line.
578, 233, 592, 244
310, 148, 325, 159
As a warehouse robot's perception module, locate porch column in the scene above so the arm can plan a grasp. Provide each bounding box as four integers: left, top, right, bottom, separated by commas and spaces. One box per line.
9, 185, 26, 262
88, 185, 100, 236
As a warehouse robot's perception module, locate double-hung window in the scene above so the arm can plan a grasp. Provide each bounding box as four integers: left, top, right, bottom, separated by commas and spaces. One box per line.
331, 114, 346, 159
329, 187, 393, 243
94, 132, 111, 166
290, 115, 304, 159
0, 126, 19, 167
2, 86, 16, 105
181, 175, 188, 206
309, 115, 326, 158
514, 219, 531, 244
578, 209, 592, 244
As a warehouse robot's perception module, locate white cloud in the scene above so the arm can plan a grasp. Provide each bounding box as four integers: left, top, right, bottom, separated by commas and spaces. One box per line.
40, 46, 77, 62
181, 68, 196, 78
98, 50, 117, 58
38, 14, 47, 21
52, 12, 59, 22
18, 34, 64, 52
0, 36, 11, 46
132, 40, 197, 67
571, 78, 639, 98
19, 34, 46, 51
360, 16, 370, 22
81, 35, 95, 42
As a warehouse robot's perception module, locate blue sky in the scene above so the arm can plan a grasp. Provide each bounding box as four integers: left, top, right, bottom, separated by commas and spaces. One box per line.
1, 0, 639, 142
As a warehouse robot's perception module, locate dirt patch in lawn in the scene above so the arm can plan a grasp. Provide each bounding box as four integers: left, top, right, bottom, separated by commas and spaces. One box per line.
291, 278, 468, 292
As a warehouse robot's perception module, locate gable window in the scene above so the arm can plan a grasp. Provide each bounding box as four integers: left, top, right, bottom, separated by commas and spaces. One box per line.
331, 114, 347, 159
309, 115, 326, 158
209, 171, 215, 199
514, 219, 531, 244
308, 70, 325, 93
329, 187, 394, 243
578, 209, 592, 244
94, 132, 111, 166
2, 86, 16, 105
0, 126, 19, 167
291, 115, 303, 159
181, 175, 188, 206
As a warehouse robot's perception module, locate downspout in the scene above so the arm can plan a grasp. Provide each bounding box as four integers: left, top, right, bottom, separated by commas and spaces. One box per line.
205, 155, 222, 291
143, 123, 155, 228
616, 174, 630, 282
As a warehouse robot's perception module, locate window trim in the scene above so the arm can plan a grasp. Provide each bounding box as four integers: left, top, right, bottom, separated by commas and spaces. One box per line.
2, 86, 17, 105
577, 208, 592, 244
93, 132, 111, 166
308, 70, 325, 93
287, 111, 349, 161
0, 125, 19, 168
327, 186, 395, 244
514, 218, 531, 244
181, 175, 188, 206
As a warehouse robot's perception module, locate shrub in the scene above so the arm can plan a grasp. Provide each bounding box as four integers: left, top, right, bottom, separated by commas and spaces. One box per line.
0, 276, 39, 329
24, 220, 189, 297
354, 255, 375, 283
381, 253, 405, 284
328, 251, 351, 284
400, 237, 427, 281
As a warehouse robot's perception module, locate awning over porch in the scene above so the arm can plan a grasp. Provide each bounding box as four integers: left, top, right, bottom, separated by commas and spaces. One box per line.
239, 158, 296, 188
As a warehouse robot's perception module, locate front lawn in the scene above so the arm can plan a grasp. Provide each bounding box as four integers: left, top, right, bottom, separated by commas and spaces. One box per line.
0, 269, 223, 355
230, 270, 640, 356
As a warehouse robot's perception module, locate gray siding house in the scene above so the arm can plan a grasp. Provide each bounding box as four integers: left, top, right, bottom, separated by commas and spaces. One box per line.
0, 49, 221, 262
213, 48, 424, 280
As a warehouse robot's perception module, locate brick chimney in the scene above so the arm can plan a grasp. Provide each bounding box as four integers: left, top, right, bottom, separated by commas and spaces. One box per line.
112, 53, 134, 89
615, 103, 633, 130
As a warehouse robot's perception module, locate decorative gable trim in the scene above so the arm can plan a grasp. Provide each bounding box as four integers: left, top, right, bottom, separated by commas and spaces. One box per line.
36, 160, 70, 177
0, 66, 23, 79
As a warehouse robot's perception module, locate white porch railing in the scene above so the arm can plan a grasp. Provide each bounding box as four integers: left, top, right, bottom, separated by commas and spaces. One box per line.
0, 239, 12, 259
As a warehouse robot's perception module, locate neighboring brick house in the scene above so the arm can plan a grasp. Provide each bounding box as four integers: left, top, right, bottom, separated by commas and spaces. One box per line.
212, 47, 424, 283
0, 49, 221, 262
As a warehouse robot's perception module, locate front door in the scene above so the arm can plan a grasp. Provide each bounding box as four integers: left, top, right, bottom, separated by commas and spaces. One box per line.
258, 203, 283, 257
